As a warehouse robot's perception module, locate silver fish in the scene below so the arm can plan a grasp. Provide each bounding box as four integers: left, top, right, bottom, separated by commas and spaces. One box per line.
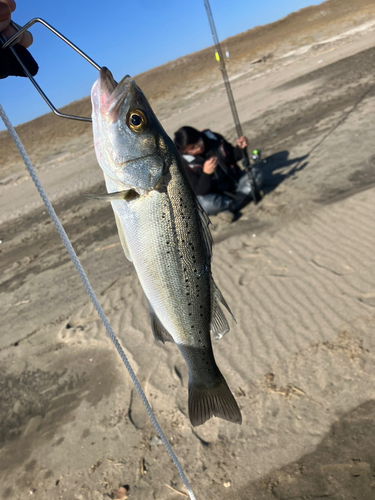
91, 67, 241, 427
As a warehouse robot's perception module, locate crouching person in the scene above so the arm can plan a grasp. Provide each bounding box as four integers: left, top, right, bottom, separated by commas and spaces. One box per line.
174, 126, 262, 218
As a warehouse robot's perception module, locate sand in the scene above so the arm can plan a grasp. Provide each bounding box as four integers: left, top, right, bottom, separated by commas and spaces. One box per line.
1, 1, 375, 499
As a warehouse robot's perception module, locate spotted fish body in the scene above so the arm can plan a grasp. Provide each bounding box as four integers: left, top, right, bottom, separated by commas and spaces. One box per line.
91, 68, 241, 426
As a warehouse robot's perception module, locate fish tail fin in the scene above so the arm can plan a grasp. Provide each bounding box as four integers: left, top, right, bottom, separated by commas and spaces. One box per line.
188, 372, 242, 427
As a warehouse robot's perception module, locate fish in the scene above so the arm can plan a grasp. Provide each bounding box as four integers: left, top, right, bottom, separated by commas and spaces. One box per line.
91, 67, 242, 427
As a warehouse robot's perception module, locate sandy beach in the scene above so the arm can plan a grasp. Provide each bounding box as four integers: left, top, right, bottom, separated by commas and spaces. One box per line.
1, 1, 375, 498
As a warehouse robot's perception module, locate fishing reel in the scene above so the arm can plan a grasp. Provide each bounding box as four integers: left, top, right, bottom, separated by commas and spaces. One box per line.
251, 149, 261, 161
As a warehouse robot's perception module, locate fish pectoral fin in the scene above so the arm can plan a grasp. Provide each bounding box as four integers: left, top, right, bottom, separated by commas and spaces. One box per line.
211, 278, 236, 340
114, 213, 132, 262
86, 189, 138, 202
147, 302, 174, 344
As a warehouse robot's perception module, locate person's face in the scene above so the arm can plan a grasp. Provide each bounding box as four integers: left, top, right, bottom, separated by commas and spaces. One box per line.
183, 137, 205, 155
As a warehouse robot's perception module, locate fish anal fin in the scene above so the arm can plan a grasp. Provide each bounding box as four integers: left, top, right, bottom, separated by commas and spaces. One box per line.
211, 301, 230, 340
148, 307, 174, 344
114, 213, 132, 262
188, 373, 242, 427
211, 278, 236, 340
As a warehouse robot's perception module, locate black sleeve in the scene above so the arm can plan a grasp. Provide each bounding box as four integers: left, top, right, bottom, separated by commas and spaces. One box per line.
0, 44, 39, 79
182, 158, 213, 196
233, 145, 244, 162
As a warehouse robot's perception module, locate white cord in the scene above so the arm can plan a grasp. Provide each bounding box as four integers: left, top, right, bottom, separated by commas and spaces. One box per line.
0, 103, 197, 500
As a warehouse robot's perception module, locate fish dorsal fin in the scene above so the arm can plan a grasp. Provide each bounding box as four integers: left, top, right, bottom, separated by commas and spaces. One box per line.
114, 213, 132, 262
146, 299, 174, 344
211, 278, 236, 340
196, 199, 213, 260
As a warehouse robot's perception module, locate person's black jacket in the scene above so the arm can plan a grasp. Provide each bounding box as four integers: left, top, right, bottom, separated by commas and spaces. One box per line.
180, 130, 244, 196
0, 44, 38, 79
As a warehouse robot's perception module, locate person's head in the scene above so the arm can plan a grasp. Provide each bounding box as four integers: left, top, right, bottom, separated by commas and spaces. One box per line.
174, 126, 205, 156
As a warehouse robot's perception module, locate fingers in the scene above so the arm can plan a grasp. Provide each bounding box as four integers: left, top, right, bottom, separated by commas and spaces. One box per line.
0, 0, 33, 48
203, 157, 218, 174
0, 2, 11, 32
3, 24, 33, 47
2, 0, 16, 11
0, 0, 15, 31
236, 136, 248, 149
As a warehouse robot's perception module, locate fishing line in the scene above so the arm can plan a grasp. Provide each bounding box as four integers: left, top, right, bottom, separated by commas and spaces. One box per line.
0, 103, 198, 500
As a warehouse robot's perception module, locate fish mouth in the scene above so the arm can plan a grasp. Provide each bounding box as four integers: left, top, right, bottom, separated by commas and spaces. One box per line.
97, 67, 133, 120
99, 67, 118, 98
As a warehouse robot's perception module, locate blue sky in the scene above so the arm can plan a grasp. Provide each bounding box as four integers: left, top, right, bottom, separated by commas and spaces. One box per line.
0, 0, 323, 129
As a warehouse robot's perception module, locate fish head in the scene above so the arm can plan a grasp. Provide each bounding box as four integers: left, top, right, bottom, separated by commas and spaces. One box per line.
91, 67, 172, 194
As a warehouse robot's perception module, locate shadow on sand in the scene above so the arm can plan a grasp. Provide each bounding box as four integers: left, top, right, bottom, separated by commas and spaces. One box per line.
258, 150, 309, 195
234, 400, 375, 499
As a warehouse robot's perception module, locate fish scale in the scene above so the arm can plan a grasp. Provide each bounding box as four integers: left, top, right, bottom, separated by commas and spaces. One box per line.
91, 67, 242, 426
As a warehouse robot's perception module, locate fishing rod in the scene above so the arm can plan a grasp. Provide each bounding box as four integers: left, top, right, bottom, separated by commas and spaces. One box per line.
203, 0, 260, 203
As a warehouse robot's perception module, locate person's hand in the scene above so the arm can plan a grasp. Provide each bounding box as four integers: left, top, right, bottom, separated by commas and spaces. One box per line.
203, 156, 218, 175
236, 136, 248, 149
0, 0, 38, 79
0, 0, 32, 47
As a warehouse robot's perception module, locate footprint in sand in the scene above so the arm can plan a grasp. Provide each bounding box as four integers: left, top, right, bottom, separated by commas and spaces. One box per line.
128, 389, 149, 430
268, 265, 289, 277
358, 293, 375, 307
58, 315, 98, 343
311, 255, 354, 276
239, 254, 288, 285
239, 254, 269, 285
174, 360, 188, 388
192, 417, 220, 444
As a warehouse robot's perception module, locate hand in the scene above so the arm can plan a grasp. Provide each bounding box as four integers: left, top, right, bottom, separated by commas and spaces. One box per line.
236, 136, 248, 149
0, 0, 32, 48
0, 0, 38, 79
203, 156, 217, 175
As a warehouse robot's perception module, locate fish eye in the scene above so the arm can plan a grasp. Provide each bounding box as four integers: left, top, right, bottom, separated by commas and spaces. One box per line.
131, 115, 142, 127
126, 109, 147, 132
